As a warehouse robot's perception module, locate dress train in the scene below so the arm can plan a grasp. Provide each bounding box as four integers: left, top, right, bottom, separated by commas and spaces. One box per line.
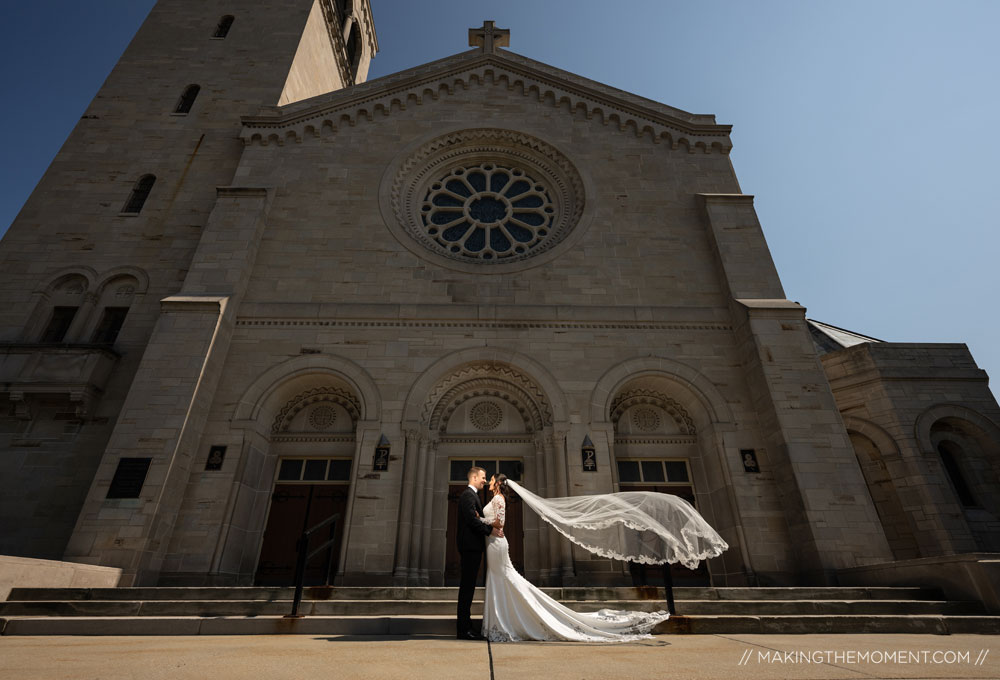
479, 494, 670, 642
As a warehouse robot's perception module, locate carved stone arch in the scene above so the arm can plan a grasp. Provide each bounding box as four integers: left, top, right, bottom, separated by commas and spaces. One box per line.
590, 356, 734, 428
423, 364, 552, 431
842, 416, 921, 560
36, 266, 99, 295
21, 267, 99, 341
431, 377, 544, 433
402, 347, 567, 425
271, 386, 361, 433
94, 266, 150, 296
610, 389, 696, 435
914, 403, 1000, 456
233, 354, 381, 429
842, 416, 902, 462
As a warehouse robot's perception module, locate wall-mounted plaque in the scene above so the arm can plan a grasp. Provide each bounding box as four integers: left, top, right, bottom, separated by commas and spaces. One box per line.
205, 445, 226, 471
373, 434, 390, 472
106, 457, 151, 499
581, 435, 597, 472
740, 449, 760, 473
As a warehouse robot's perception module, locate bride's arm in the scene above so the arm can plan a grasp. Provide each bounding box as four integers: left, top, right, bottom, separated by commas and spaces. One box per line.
495, 495, 506, 528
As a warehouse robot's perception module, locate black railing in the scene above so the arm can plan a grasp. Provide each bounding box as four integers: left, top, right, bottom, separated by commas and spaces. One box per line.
285, 512, 341, 618
662, 565, 676, 615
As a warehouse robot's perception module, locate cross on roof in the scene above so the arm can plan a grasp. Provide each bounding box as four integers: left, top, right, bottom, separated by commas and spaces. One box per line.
468, 20, 510, 54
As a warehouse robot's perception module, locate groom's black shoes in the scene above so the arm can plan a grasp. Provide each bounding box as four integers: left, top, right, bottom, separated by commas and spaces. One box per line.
456, 629, 484, 640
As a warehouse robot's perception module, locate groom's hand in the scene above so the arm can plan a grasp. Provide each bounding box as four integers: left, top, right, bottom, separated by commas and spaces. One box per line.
492, 518, 502, 528
491, 527, 504, 538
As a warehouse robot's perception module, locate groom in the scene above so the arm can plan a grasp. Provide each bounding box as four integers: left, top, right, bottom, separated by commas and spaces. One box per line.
456, 466, 503, 640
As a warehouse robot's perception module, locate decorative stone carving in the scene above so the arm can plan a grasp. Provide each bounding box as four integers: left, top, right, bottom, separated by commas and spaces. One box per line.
631, 407, 661, 432
423, 363, 553, 432
308, 405, 337, 430
470, 401, 503, 431
610, 389, 696, 435
272, 386, 360, 433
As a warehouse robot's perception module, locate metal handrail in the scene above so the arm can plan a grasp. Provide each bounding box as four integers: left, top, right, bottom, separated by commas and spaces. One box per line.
663, 565, 676, 615
285, 512, 341, 618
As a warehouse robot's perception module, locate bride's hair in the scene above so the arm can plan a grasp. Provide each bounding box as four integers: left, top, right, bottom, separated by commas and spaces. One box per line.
492, 473, 511, 499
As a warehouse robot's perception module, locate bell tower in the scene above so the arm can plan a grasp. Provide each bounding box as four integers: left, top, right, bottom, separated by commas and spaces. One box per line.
0, 0, 377, 570
280, 0, 379, 105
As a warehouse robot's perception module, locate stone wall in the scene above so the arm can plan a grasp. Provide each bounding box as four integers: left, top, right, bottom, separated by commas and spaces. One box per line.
822, 342, 1000, 558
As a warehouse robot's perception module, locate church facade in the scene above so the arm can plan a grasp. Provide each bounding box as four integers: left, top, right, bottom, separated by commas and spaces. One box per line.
1, 1, 997, 589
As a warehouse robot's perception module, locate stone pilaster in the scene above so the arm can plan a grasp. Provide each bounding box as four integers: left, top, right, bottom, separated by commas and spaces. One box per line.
550, 429, 575, 581
539, 432, 562, 584
405, 435, 431, 584
392, 428, 421, 582
699, 193, 892, 581
416, 433, 439, 585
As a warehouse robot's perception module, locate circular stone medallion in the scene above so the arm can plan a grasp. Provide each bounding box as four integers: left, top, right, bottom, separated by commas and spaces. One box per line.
470, 401, 503, 431
631, 407, 661, 432
308, 405, 337, 431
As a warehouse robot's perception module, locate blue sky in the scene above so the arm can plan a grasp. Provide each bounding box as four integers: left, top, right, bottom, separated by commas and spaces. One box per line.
1, 1, 998, 391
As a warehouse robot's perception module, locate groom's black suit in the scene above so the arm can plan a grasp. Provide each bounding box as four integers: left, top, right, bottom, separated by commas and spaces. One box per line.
456, 485, 493, 636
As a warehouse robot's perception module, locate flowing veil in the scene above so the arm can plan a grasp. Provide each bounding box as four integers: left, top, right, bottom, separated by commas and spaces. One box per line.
505, 480, 728, 570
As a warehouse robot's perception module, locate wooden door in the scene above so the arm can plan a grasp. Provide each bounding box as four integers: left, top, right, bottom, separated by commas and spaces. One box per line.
445, 485, 524, 585
254, 483, 349, 586
625, 484, 711, 586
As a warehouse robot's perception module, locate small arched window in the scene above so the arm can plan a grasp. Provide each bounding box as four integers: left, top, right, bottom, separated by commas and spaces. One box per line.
938, 441, 977, 507
174, 84, 200, 114
345, 23, 360, 77
213, 15, 234, 38
122, 175, 156, 214
37, 275, 87, 343
89, 277, 138, 346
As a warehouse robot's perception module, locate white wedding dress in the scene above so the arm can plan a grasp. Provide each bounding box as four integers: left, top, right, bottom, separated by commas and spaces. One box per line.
479, 493, 670, 642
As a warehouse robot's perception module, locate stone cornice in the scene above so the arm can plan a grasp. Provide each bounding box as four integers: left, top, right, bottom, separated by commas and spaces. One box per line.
235, 318, 732, 332
234, 302, 731, 328
240, 50, 732, 153
439, 435, 534, 444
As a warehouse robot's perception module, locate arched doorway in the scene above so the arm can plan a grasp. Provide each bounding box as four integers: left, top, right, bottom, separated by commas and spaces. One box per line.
440, 397, 532, 585
254, 384, 360, 585
609, 382, 710, 586
394, 358, 571, 586
590, 357, 751, 587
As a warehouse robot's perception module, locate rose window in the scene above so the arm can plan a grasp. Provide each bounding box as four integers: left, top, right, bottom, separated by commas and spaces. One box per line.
382, 129, 590, 273
421, 164, 554, 261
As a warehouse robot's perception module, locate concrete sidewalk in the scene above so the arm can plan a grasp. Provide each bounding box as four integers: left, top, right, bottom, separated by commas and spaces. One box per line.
0, 633, 996, 680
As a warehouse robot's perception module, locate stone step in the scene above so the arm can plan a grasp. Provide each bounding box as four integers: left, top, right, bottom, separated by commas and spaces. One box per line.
0, 598, 984, 618
3, 614, 999, 636
5, 585, 944, 603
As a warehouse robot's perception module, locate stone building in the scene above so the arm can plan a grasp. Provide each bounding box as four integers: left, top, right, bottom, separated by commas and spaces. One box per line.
1, 0, 997, 590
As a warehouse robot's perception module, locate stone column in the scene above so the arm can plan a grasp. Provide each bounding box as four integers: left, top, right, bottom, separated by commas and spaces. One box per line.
406, 435, 431, 585
525, 451, 545, 581
64, 187, 273, 585
550, 429, 575, 582
392, 429, 421, 584
540, 432, 561, 584
416, 433, 439, 585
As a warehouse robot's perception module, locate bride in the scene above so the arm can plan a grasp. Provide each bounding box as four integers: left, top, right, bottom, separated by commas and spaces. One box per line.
476, 473, 727, 642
